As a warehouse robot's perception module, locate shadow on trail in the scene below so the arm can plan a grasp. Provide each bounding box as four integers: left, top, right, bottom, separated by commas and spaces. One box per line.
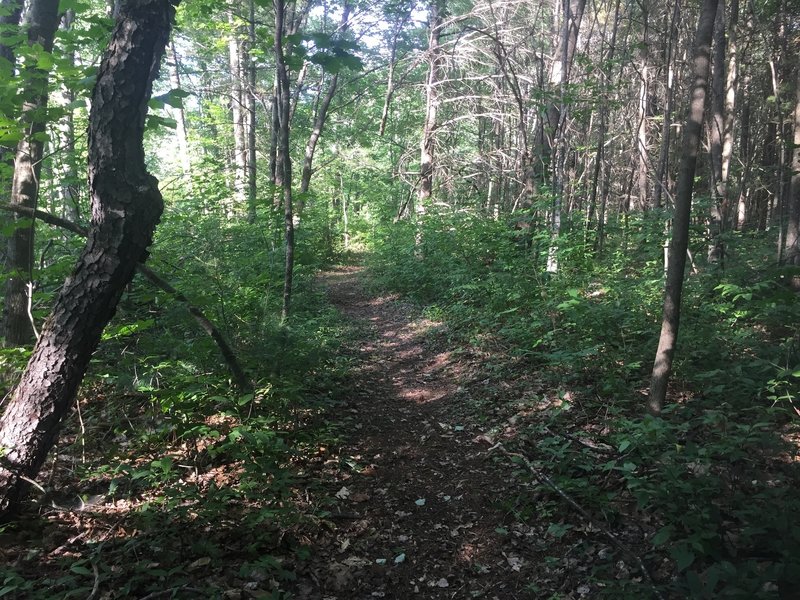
291, 266, 543, 599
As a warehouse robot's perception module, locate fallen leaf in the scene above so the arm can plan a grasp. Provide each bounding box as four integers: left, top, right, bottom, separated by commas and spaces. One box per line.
188, 557, 211, 571
505, 553, 523, 572
436, 578, 449, 588
394, 553, 406, 564
415, 498, 426, 506
350, 492, 371, 503
335, 486, 350, 499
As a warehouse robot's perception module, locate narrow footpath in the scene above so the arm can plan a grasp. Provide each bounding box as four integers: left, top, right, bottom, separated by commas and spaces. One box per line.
290, 266, 546, 599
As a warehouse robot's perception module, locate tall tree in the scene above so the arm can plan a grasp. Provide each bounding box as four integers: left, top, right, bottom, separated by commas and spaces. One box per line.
298, 1, 352, 202
0, 0, 178, 518
2, 0, 61, 346
648, 0, 719, 415
785, 58, 800, 265
275, 0, 294, 320
416, 0, 445, 249
228, 5, 247, 210
0, 0, 24, 253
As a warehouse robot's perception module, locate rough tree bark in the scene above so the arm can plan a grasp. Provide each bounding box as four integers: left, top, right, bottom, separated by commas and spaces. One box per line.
648, 0, 719, 415
2, 0, 60, 346
0, 0, 178, 519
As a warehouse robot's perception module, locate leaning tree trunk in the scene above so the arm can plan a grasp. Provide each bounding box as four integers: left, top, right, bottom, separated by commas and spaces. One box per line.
0, 0, 177, 519
648, 0, 718, 415
297, 0, 352, 218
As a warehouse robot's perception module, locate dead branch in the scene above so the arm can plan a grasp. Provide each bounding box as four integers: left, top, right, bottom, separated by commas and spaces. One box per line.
485, 440, 665, 600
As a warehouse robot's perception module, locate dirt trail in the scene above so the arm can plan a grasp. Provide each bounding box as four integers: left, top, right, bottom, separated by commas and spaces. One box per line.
292, 266, 541, 599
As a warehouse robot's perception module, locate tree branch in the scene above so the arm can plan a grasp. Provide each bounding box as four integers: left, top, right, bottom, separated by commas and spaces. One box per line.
0, 204, 252, 391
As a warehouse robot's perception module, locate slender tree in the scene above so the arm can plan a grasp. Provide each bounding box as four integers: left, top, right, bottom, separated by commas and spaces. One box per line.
297, 0, 353, 217
785, 60, 800, 265
2, 0, 60, 346
0, 0, 178, 518
648, 0, 719, 415
275, 0, 294, 320
416, 0, 445, 250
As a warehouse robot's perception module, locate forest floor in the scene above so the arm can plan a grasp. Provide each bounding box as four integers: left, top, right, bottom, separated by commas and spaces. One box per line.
0, 264, 658, 599
286, 266, 585, 599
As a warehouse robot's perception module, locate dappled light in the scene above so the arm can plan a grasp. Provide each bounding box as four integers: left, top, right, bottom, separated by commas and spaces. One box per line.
1, 0, 799, 597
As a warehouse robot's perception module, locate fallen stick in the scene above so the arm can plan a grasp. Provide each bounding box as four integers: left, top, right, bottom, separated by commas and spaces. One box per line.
1, 204, 252, 391
485, 439, 665, 600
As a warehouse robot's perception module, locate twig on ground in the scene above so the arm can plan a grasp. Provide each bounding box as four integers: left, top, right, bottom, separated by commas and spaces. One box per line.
86, 561, 100, 600
486, 440, 665, 600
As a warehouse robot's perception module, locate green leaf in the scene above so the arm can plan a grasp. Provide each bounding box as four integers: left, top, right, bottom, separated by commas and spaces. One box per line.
651, 525, 673, 547
617, 440, 631, 452
146, 114, 177, 130
152, 88, 192, 109
671, 545, 695, 571
58, 0, 91, 12
70, 565, 93, 576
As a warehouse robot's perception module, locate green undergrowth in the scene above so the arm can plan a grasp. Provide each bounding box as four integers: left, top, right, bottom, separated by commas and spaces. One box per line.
0, 209, 353, 598
368, 210, 800, 598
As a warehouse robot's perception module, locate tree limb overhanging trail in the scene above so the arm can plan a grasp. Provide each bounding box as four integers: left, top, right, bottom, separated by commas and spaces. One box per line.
0, 204, 252, 391
296, 266, 665, 599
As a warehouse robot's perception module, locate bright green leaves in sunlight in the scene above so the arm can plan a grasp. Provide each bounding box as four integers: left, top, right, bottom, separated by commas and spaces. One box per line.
284, 32, 363, 74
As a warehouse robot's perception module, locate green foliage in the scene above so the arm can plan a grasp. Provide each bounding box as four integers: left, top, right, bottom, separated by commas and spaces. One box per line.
367, 209, 800, 598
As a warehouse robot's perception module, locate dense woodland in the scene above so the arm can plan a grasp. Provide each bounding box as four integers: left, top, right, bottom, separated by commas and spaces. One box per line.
0, 0, 799, 597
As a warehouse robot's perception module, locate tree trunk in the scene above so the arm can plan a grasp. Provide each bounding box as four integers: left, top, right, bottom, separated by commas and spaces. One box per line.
0, 0, 176, 519
0, 0, 24, 260
784, 62, 800, 265
56, 10, 81, 223
707, 0, 726, 263
636, 1, 650, 211
169, 39, 192, 182
418, 0, 445, 217
653, 0, 681, 209
275, 0, 294, 321
246, 0, 257, 223
228, 7, 247, 210
545, 0, 586, 274
2, 0, 61, 347
379, 10, 409, 137
297, 1, 352, 217
648, 0, 718, 415
2, 203, 252, 390
586, 0, 621, 244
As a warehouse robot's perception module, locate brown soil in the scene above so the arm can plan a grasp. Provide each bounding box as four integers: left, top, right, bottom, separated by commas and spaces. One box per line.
289, 266, 546, 599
